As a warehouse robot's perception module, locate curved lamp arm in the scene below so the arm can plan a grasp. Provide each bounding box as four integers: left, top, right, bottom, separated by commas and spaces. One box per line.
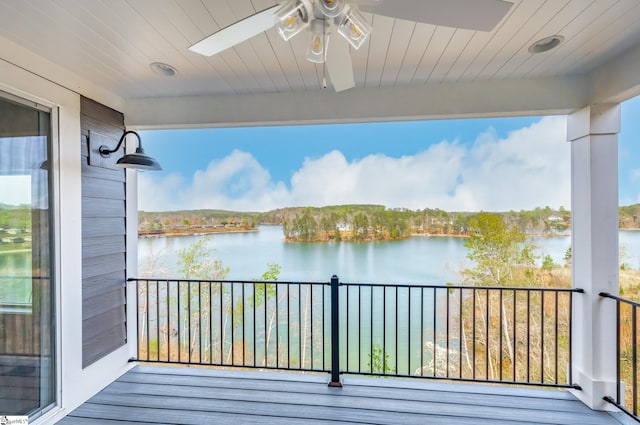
97, 130, 162, 171
99, 130, 141, 157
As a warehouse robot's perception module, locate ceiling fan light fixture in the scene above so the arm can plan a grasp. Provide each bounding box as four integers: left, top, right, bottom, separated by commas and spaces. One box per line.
275, 0, 312, 41
307, 20, 330, 63
318, 0, 346, 18
336, 6, 371, 50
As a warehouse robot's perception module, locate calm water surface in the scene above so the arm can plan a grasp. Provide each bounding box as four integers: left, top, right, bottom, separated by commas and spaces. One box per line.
138, 226, 640, 283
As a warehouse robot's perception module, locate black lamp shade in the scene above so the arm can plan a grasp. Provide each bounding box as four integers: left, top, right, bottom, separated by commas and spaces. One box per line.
116, 146, 162, 171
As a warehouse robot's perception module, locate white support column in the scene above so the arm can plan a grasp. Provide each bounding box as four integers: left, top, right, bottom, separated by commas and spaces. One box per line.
568, 104, 620, 410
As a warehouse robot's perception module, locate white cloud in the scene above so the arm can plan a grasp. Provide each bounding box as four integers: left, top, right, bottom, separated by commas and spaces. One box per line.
139, 116, 570, 212
0, 175, 32, 206
139, 150, 289, 211
455, 116, 570, 211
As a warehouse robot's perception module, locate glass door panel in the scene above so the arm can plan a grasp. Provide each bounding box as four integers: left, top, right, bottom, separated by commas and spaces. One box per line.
0, 94, 55, 417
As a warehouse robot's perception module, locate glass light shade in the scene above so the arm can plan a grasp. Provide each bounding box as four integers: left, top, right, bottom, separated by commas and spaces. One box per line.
306, 21, 329, 63
275, 0, 312, 41
337, 7, 371, 50
318, 0, 345, 18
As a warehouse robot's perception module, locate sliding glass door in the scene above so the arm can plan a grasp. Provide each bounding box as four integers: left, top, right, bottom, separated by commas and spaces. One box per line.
0, 93, 55, 417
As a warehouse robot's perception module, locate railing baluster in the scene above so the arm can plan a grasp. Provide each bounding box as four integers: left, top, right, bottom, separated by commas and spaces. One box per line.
568, 291, 573, 386
287, 283, 291, 369
446, 288, 450, 378
230, 282, 234, 366
358, 285, 361, 374
219, 281, 223, 364
553, 292, 558, 384
420, 287, 424, 377
136, 280, 141, 360
370, 286, 374, 374
320, 283, 323, 371
177, 281, 181, 363
146, 280, 150, 361
276, 283, 280, 368
168, 281, 172, 362
526, 290, 530, 383
512, 290, 516, 382
617, 298, 621, 404
199, 281, 202, 363
265, 282, 268, 367
540, 289, 544, 383
459, 288, 463, 379
253, 282, 257, 367
432, 287, 436, 377
485, 289, 489, 380
311, 284, 315, 371
209, 281, 213, 364
155, 280, 160, 361
395, 286, 399, 376
408, 287, 412, 377
241, 282, 245, 366
472, 288, 476, 380
499, 289, 503, 381
346, 284, 350, 372
298, 283, 302, 370
633, 305, 638, 416
383, 286, 387, 375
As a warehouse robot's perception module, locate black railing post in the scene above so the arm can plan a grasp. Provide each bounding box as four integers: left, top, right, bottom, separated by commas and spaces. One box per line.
329, 275, 342, 387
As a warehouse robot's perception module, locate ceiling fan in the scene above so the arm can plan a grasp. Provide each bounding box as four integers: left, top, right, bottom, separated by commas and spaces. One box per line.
189, 0, 513, 92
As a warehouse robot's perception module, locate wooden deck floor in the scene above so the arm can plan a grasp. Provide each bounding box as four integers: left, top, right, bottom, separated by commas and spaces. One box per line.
58, 365, 633, 425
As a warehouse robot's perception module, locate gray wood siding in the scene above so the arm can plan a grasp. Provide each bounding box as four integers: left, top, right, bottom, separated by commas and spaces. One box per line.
81, 96, 127, 368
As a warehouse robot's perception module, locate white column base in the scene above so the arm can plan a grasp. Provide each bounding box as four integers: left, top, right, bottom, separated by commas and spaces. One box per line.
570, 367, 618, 411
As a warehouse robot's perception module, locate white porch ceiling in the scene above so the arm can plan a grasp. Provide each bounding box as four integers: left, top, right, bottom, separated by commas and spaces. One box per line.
1, 0, 640, 127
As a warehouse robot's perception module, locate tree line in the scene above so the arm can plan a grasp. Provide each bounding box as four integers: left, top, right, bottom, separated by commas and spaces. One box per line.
281, 204, 572, 242
138, 203, 640, 239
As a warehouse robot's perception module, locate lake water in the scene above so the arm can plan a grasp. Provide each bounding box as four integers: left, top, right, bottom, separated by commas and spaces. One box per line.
136, 227, 640, 376
138, 226, 640, 283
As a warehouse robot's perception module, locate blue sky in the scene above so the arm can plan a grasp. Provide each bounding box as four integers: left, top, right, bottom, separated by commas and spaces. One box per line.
138, 97, 640, 212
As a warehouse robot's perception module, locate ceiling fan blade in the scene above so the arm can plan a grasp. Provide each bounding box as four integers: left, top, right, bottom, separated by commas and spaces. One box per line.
189, 5, 280, 56
357, 0, 513, 31
326, 37, 355, 92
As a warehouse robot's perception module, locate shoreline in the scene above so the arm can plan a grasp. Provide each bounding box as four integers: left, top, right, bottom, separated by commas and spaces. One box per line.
0, 248, 31, 254
139, 228, 258, 238
413, 232, 571, 238
142, 226, 573, 241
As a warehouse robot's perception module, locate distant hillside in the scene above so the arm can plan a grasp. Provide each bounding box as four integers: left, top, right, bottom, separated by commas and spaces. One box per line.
0, 202, 25, 210
138, 204, 640, 239
138, 209, 260, 236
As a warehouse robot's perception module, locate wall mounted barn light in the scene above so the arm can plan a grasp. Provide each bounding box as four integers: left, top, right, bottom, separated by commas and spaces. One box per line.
97, 130, 162, 171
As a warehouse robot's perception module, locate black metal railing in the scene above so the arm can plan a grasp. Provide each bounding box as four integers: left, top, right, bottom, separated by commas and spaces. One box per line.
600, 292, 640, 422
135, 278, 329, 372
133, 276, 582, 389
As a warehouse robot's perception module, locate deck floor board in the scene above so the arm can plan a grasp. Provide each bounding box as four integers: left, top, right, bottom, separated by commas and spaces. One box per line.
58, 365, 633, 425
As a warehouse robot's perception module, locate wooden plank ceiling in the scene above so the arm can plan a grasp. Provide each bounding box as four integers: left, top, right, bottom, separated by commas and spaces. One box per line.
0, 0, 640, 100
